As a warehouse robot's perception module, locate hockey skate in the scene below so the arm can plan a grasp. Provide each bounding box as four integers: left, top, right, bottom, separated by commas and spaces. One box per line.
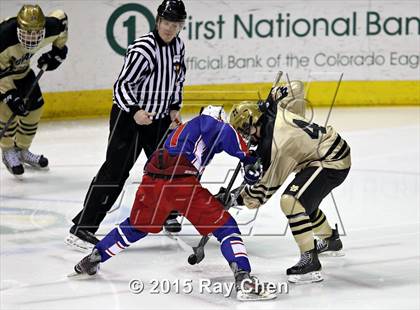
164, 218, 182, 233
287, 245, 323, 284
65, 225, 100, 253
68, 248, 101, 278
163, 211, 182, 233
231, 263, 277, 301
18, 148, 48, 169
316, 224, 344, 257
2, 148, 24, 176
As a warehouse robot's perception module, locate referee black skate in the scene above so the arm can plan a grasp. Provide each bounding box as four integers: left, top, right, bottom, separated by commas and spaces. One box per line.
66, 0, 187, 252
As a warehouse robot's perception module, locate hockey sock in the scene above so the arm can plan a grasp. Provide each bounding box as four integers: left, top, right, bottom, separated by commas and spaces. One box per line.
310, 209, 332, 239
281, 195, 314, 253
213, 217, 251, 272
95, 217, 148, 262
289, 213, 315, 253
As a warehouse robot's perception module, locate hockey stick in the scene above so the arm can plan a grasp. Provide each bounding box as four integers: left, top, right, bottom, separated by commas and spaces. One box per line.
187, 71, 284, 265
187, 158, 244, 265
0, 65, 47, 140
258, 70, 284, 112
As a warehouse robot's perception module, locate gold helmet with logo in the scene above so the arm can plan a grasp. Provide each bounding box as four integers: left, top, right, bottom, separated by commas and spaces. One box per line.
229, 101, 262, 137
17, 5, 46, 50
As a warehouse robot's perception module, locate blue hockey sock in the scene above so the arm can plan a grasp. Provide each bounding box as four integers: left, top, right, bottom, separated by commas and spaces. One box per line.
213, 216, 251, 272
95, 217, 148, 262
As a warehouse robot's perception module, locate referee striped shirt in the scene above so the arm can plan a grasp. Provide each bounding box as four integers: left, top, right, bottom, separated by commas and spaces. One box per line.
113, 30, 186, 119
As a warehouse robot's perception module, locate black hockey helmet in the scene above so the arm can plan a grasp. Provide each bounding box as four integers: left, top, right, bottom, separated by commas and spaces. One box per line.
157, 0, 187, 23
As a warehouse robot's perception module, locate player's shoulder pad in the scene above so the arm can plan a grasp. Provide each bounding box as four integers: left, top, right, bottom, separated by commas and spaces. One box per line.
45, 10, 68, 38
0, 17, 19, 53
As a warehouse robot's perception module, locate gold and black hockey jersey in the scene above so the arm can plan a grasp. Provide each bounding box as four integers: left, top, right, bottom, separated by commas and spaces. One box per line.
241, 108, 351, 209
0, 10, 68, 94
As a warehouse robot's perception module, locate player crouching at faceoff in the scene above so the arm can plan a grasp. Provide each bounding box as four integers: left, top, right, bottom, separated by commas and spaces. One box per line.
72, 106, 276, 301
0, 5, 68, 176
228, 81, 351, 284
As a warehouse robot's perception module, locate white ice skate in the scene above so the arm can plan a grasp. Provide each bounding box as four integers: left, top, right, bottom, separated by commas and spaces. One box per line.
18, 148, 49, 169
65, 226, 99, 253
65, 234, 96, 253
2, 148, 24, 177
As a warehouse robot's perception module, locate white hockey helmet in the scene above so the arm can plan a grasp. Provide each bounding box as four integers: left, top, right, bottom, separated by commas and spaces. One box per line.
200, 105, 227, 122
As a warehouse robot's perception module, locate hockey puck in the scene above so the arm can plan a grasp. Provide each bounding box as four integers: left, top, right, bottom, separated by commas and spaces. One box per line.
188, 254, 197, 265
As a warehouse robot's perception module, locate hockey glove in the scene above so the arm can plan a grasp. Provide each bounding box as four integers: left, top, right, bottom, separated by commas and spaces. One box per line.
268, 86, 288, 105
38, 45, 68, 71
244, 164, 262, 185
241, 154, 258, 166
274, 86, 288, 101
215, 187, 244, 210
1, 89, 29, 116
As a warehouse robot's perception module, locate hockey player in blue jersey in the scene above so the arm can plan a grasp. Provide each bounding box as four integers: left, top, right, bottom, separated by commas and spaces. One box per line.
71, 106, 276, 301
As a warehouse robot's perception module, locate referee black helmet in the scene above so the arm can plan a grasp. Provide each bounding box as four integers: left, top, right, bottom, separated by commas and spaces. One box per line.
157, 0, 187, 23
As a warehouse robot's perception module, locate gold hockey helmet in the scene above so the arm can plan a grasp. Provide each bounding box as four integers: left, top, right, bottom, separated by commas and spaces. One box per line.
17, 5, 46, 50
229, 101, 262, 137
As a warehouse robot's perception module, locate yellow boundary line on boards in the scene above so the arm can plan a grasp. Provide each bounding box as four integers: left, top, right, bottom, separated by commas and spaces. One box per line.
42, 80, 420, 119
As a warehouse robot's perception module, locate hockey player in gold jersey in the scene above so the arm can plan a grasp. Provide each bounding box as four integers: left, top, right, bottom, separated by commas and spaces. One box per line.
0, 5, 68, 176
229, 81, 351, 284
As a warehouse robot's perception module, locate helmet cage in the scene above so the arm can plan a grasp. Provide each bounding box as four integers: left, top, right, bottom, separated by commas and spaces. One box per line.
17, 27, 45, 50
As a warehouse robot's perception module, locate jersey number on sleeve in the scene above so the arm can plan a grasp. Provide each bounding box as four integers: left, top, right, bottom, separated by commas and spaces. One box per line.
293, 119, 326, 139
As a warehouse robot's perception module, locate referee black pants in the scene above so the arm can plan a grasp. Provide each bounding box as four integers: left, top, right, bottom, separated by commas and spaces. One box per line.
72, 104, 171, 233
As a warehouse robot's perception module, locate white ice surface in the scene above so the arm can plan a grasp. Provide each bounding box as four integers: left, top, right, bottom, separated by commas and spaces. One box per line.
0, 107, 419, 310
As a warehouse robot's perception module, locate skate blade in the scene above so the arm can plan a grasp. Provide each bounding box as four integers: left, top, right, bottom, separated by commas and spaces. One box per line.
236, 290, 277, 301
5, 168, 24, 179
319, 250, 345, 257
24, 164, 50, 171
165, 233, 178, 241
64, 235, 95, 253
287, 271, 323, 284
12, 174, 24, 180
67, 271, 97, 279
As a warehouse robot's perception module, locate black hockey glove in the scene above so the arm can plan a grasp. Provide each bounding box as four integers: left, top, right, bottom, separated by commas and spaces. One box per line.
275, 86, 288, 101
1, 89, 29, 116
38, 45, 68, 71
267, 86, 288, 105
215, 187, 244, 210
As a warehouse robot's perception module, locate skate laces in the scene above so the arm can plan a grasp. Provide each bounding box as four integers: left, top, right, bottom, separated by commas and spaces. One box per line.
77, 249, 101, 272
3, 149, 21, 167
235, 271, 252, 288
20, 149, 41, 164
316, 239, 328, 251
296, 251, 312, 267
